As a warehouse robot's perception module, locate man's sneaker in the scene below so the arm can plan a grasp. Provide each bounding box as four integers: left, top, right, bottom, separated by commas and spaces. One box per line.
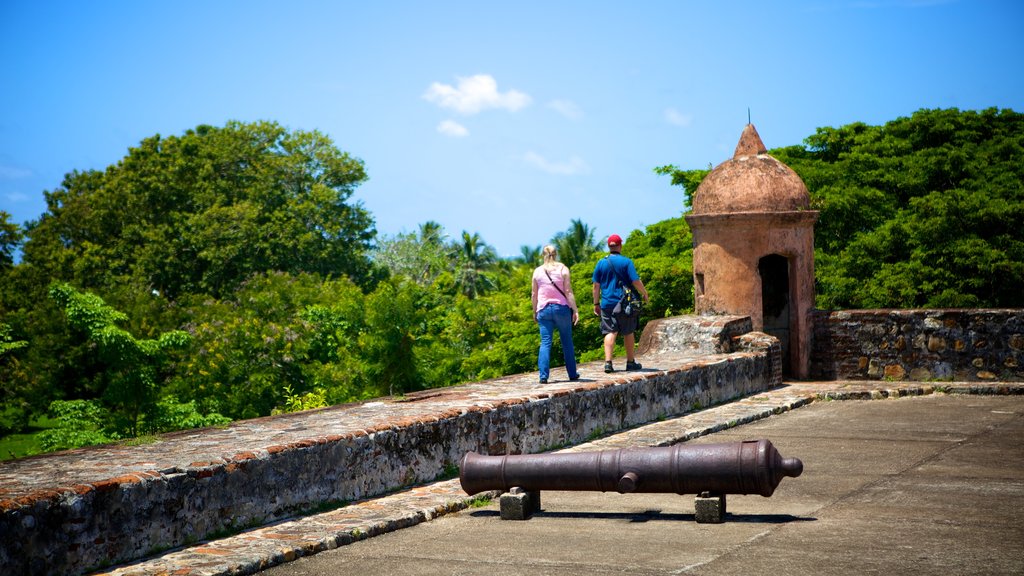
626, 360, 642, 371
604, 362, 614, 373
539, 378, 548, 384
569, 374, 581, 381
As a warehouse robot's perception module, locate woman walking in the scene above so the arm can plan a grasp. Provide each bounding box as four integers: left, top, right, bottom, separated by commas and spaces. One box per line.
531, 245, 580, 383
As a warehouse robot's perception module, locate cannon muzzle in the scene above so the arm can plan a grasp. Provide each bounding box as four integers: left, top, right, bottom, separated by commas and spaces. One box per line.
460, 439, 802, 497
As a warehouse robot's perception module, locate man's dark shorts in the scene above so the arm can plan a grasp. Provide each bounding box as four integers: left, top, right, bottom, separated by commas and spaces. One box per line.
599, 307, 638, 336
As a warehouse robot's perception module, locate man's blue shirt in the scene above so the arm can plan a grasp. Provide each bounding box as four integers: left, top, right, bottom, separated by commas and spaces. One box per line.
592, 253, 639, 309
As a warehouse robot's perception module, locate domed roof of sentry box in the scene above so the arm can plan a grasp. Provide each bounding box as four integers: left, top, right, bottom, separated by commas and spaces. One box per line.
690, 124, 811, 215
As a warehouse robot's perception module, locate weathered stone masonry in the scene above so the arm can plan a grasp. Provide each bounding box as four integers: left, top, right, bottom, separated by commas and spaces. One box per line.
0, 316, 778, 576
810, 309, 1023, 381
3, 308, 1017, 575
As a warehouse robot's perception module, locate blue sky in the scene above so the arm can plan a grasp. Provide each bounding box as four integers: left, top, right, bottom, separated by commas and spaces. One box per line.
2, 0, 1022, 258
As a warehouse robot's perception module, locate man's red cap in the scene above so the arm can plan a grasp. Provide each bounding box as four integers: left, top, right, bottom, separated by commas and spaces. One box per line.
607, 234, 622, 246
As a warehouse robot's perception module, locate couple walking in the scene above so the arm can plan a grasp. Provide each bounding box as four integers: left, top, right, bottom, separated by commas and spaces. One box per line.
530, 234, 649, 384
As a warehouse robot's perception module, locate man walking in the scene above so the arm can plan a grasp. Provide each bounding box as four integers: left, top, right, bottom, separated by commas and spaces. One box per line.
592, 234, 649, 373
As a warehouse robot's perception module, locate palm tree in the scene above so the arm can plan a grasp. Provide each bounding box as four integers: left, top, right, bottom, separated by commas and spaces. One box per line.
418, 220, 445, 246
518, 244, 542, 267
454, 231, 498, 299
552, 218, 602, 268
415, 220, 448, 284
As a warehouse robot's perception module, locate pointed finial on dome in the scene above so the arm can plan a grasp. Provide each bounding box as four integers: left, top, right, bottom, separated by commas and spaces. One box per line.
734, 123, 767, 158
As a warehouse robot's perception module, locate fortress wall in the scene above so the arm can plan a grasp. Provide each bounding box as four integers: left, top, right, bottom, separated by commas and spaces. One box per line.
810, 309, 1024, 382
0, 315, 778, 576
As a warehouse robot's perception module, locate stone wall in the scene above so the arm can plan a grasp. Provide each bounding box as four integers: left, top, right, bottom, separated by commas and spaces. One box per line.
810, 309, 1024, 381
637, 314, 753, 356
0, 315, 779, 576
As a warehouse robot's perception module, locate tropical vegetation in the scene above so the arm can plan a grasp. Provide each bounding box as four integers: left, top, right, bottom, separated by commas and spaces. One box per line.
1, 107, 1021, 458
657, 107, 1023, 309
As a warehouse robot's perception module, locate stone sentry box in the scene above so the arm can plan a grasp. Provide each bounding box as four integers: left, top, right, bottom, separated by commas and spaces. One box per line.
686, 124, 819, 380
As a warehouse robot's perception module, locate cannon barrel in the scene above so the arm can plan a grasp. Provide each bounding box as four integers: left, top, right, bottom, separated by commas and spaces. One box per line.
460, 439, 802, 497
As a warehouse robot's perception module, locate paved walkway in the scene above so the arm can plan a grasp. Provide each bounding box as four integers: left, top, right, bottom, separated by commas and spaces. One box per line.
263, 391, 1024, 576
92, 380, 1023, 576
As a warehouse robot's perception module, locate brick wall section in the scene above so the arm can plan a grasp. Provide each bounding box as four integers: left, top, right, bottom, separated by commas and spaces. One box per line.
810, 309, 1024, 381
0, 315, 777, 576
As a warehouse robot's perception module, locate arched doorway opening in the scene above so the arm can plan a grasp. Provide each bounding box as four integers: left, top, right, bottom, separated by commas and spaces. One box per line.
759, 254, 791, 375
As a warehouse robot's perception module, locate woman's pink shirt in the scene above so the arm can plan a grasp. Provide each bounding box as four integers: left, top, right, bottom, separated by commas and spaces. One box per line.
533, 265, 571, 311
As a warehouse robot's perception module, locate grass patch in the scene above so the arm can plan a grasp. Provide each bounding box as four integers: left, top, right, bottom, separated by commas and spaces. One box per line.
204, 518, 264, 541
119, 434, 159, 447
301, 498, 350, 515
0, 416, 59, 461
538, 441, 569, 452
435, 461, 460, 481
0, 432, 42, 460
466, 494, 493, 508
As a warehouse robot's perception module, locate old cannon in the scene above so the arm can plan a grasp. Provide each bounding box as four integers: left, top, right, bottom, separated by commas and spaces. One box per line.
460, 439, 803, 522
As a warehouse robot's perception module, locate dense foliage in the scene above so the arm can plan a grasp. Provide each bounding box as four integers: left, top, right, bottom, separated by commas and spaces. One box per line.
658, 107, 1024, 309
2, 108, 1020, 456
0, 120, 693, 455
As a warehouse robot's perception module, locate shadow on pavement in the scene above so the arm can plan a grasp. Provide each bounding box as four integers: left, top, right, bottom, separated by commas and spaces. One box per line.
469, 509, 816, 524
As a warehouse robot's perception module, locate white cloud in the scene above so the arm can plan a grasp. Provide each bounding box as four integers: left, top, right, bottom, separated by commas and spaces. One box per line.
4, 191, 28, 203
523, 151, 590, 176
547, 99, 583, 120
664, 108, 692, 128
423, 74, 531, 115
437, 120, 469, 137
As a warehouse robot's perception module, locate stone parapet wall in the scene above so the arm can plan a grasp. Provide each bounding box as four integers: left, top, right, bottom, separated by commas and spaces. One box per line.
810, 309, 1024, 381
735, 331, 784, 385
0, 316, 778, 576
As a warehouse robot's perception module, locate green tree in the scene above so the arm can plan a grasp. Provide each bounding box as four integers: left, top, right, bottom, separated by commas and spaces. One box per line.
21, 121, 377, 301
659, 108, 1024, 309
552, 218, 603, 268
518, 245, 542, 267
373, 222, 452, 286
0, 323, 26, 358
171, 272, 368, 419
2, 121, 380, 430
619, 217, 695, 318
419, 220, 446, 246
0, 323, 30, 435
451, 284, 538, 380
48, 283, 191, 437
147, 396, 230, 433
0, 212, 22, 271
453, 231, 498, 299
36, 399, 118, 452
652, 166, 710, 209
360, 279, 426, 396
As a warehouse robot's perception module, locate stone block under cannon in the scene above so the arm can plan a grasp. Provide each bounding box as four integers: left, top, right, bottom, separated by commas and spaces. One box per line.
459, 439, 803, 523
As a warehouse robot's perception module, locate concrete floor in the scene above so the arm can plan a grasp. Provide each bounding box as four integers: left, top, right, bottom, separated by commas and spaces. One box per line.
263, 395, 1024, 576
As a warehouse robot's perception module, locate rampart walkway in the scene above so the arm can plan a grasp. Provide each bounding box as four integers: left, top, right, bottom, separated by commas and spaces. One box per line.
2, 315, 775, 575
3, 311, 1021, 575
94, 379, 1022, 576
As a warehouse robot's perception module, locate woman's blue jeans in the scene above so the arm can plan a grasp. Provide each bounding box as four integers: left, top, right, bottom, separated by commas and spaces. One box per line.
536, 303, 578, 381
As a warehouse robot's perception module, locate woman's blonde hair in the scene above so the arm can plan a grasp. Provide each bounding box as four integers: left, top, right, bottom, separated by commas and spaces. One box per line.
542, 244, 558, 264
